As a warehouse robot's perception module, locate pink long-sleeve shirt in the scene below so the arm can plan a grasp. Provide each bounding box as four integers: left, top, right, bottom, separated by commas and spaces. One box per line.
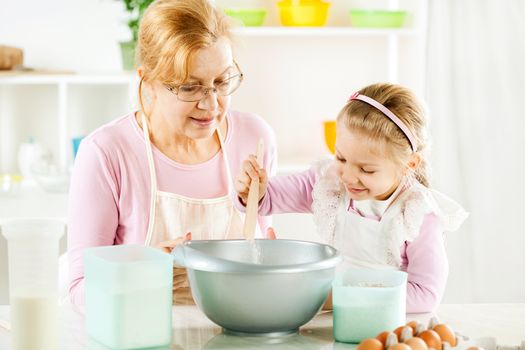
67, 111, 277, 306
238, 168, 448, 313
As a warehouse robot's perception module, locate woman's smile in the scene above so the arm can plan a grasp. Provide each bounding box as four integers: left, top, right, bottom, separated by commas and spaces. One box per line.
189, 115, 216, 127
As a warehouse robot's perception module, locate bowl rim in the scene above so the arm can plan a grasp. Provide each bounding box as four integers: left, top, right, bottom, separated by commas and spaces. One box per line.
349, 9, 407, 16
278, 0, 331, 5
224, 7, 267, 14
173, 239, 342, 274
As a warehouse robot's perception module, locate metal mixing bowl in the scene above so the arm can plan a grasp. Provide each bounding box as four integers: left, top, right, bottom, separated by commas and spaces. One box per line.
172, 239, 341, 336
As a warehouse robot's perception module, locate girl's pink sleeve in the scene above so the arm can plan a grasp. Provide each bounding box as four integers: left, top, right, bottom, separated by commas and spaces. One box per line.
258, 168, 318, 215
67, 139, 120, 306
403, 213, 448, 313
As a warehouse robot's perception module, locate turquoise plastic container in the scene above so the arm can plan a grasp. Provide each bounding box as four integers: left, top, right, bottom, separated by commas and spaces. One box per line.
332, 268, 407, 343
85, 245, 173, 349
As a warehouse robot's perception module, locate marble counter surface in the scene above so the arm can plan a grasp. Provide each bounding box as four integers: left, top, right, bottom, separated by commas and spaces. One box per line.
0, 304, 524, 350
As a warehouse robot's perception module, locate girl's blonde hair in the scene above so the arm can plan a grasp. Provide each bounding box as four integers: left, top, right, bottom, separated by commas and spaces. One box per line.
136, 0, 233, 112
337, 83, 431, 187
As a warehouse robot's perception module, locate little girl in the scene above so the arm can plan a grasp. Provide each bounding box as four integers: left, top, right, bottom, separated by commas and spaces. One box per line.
235, 82, 468, 313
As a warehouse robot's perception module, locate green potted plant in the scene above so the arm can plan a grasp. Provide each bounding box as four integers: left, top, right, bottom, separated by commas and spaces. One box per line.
119, 0, 154, 70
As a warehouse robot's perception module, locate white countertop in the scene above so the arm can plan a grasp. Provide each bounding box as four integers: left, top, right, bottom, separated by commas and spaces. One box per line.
0, 304, 524, 350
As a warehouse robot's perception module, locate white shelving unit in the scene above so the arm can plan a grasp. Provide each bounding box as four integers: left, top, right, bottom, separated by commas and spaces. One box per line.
0, 73, 137, 173
233, 27, 418, 37
234, 27, 423, 83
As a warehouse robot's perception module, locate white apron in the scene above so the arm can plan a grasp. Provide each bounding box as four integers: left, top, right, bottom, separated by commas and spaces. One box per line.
334, 196, 398, 272
141, 113, 246, 304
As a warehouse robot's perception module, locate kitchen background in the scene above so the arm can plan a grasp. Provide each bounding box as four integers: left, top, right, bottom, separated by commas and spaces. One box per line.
1, 0, 524, 306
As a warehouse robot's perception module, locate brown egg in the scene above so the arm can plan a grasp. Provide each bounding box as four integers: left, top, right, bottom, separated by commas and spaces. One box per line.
406, 321, 419, 333
386, 333, 399, 348
415, 324, 426, 336
357, 338, 385, 350
433, 324, 457, 347
394, 326, 414, 342
388, 343, 412, 350
405, 336, 429, 350
466, 347, 485, 350
417, 330, 442, 350
400, 327, 415, 342
376, 331, 393, 346
393, 326, 404, 340
428, 317, 440, 330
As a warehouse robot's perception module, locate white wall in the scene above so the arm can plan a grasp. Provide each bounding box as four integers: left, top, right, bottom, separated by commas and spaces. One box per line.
1, 0, 127, 73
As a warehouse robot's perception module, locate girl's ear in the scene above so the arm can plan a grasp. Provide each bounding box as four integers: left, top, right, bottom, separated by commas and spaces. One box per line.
406, 152, 422, 173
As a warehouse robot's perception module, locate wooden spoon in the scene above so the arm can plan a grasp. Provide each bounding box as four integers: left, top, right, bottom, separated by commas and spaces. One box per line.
242, 138, 264, 241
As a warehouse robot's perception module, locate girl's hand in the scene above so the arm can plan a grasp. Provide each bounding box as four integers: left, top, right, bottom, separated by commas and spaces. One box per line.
266, 227, 277, 239
235, 155, 268, 205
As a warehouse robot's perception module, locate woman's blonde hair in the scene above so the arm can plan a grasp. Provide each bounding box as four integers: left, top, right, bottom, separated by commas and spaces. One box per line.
337, 83, 431, 187
136, 0, 233, 112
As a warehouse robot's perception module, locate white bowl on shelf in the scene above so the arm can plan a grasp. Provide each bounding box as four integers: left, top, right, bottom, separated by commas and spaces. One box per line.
33, 172, 70, 193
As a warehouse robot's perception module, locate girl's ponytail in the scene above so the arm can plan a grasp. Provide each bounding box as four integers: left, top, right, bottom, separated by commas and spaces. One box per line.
413, 155, 430, 187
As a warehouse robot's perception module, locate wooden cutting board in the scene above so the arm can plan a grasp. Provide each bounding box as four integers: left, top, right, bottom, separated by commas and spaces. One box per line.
0, 68, 75, 77
0, 45, 23, 70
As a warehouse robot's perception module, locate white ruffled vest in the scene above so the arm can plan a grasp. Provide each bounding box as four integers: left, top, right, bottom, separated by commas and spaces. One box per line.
311, 160, 468, 270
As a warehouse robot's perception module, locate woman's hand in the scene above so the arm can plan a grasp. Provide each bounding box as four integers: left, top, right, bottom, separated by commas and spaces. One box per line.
235, 155, 268, 205
154, 232, 192, 254
153, 232, 192, 292
173, 266, 189, 290
322, 290, 333, 310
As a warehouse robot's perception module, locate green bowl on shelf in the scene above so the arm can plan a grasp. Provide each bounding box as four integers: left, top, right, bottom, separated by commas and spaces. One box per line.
349, 9, 407, 28
224, 8, 267, 27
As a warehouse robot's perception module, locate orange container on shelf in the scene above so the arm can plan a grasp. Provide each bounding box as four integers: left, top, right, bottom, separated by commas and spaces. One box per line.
277, 0, 331, 27
323, 120, 336, 154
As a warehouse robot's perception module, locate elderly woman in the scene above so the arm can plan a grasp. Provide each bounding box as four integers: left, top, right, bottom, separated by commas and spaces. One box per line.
67, 0, 277, 306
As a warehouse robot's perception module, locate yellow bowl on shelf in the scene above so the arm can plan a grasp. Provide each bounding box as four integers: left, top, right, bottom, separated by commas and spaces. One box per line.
323, 120, 336, 154
278, 0, 331, 27
224, 8, 267, 27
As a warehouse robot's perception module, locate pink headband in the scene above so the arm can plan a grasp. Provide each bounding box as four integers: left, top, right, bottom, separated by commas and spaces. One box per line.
348, 92, 417, 152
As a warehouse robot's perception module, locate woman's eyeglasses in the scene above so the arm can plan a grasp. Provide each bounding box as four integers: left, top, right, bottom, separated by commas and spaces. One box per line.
165, 61, 244, 102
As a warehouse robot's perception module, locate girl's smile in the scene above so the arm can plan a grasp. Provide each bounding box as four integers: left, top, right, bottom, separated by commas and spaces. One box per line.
346, 186, 368, 195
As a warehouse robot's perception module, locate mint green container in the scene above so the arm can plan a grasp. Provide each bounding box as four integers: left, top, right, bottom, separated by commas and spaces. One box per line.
332, 268, 407, 343
85, 245, 173, 349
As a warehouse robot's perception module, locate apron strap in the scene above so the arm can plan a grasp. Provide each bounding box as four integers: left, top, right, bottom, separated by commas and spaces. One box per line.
142, 111, 239, 244
141, 112, 158, 245
216, 124, 235, 193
